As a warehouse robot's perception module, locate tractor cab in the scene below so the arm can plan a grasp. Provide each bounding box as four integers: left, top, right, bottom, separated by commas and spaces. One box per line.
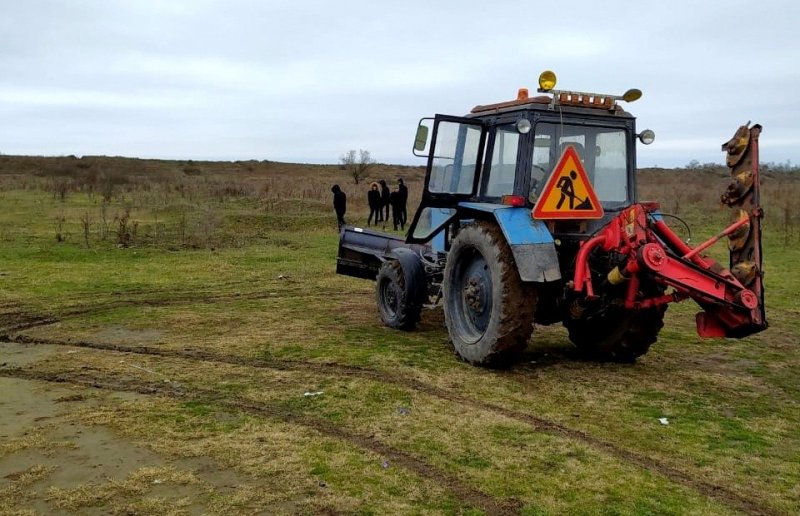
407, 71, 654, 250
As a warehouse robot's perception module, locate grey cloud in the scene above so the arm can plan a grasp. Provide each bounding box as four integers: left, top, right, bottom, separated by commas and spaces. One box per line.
0, 1, 797, 167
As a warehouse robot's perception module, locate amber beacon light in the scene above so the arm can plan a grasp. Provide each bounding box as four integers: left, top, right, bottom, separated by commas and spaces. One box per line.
538, 70, 557, 92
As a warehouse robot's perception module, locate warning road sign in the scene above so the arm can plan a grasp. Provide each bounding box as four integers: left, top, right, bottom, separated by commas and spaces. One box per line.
532, 145, 604, 220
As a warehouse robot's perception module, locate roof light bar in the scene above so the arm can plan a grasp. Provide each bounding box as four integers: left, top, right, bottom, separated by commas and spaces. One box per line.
536, 70, 642, 110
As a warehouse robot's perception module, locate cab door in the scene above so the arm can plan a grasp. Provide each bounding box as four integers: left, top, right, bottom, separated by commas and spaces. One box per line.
406, 115, 486, 245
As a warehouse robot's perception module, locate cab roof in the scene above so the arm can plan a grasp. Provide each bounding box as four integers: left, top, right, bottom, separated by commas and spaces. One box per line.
469, 93, 633, 119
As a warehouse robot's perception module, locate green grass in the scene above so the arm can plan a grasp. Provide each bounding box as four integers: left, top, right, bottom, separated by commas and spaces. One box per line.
1, 164, 798, 514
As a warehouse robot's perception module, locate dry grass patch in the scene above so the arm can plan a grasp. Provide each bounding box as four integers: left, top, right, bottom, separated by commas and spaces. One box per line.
0, 464, 57, 514
66, 396, 462, 513
46, 465, 200, 512
0, 428, 77, 458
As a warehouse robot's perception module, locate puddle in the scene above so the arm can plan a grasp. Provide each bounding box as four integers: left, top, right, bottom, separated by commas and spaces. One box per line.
0, 354, 252, 513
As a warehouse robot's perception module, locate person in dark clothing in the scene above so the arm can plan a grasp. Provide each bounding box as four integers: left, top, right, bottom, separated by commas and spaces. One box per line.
379, 180, 390, 223
331, 184, 346, 230
389, 189, 403, 231
367, 182, 381, 226
397, 178, 408, 227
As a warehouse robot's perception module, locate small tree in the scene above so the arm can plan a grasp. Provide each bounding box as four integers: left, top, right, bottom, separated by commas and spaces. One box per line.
340, 149, 375, 184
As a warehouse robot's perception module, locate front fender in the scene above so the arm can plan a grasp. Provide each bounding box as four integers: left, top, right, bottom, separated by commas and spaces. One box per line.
458, 203, 561, 282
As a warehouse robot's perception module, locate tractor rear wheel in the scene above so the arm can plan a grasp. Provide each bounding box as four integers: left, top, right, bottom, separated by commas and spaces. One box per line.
443, 222, 536, 366
376, 259, 423, 330
564, 292, 666, 362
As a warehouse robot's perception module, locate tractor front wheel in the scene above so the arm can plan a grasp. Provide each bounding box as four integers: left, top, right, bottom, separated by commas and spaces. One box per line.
443, 222, 536, 366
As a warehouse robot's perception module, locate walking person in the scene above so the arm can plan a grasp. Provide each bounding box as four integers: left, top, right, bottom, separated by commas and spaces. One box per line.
397, 178, 408, 227
367, 182, 381, 226
379, 180, 390, 224
331, 184, 347, 230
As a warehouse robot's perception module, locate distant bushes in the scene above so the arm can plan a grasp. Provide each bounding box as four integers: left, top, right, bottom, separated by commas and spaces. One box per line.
639, 165, 800, 247
0, 155, 425, 251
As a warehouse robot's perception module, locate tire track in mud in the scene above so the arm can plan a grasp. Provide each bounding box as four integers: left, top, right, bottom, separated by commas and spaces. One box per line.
43, 280, 259, 303
0, 314, 61, 334
0, 334, 773, 515
0, 287, 351, 334
0, 366, 519, 516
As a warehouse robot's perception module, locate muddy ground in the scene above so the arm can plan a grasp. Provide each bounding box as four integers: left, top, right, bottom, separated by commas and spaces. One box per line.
1, 341, 258, 515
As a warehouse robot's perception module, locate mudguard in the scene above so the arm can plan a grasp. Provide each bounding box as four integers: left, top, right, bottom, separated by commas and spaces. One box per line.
387, 247, 428, 306
458, 202, 561, 282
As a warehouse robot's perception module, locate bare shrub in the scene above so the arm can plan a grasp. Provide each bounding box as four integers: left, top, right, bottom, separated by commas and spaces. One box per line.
177, 210, 188, 247
198, 206, 222, 247
100, 202, 110, 241
211, 179, 252, 202
101, 176, 115, 203
52, 178, 70, 201
54, 211, 66, 242
340, 149, 375, 184
114, 208, 138, 247
80, 212, 92, 248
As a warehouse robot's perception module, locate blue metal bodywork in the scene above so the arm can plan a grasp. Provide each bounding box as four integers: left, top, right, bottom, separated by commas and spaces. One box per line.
457, 202, 561, 282
458, 203, 553, 244
429, 208, 451, 254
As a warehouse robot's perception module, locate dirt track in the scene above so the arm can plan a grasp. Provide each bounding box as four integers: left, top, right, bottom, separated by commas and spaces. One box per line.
0, 321, 774, 516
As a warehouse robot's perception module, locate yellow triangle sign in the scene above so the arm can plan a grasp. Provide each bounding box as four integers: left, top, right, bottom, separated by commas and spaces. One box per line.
532, 145, 604, 219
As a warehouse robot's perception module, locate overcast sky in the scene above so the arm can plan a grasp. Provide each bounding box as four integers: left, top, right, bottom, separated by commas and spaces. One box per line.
1, 1, 797, 167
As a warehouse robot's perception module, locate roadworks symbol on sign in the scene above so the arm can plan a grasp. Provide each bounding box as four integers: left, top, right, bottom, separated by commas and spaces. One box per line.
532, 145, 604, 220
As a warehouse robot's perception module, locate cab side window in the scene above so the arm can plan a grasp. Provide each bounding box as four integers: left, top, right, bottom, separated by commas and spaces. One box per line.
428, 122, 482, 195
530, 134, 552, 196
593, 131, 627, 202
484, 126, 519, 197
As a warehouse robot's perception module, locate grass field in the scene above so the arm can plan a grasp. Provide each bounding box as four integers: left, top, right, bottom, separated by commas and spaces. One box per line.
0, 156, 798, 515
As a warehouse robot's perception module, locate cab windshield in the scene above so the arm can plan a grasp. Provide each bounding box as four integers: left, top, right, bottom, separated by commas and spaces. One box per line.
531, 123, 629, 205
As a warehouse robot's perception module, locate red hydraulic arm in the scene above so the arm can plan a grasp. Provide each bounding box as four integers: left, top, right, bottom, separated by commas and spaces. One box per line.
572, 123, 767, 339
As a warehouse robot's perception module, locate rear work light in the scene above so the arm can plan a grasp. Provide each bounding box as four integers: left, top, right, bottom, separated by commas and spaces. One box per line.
501, 195, 527, 207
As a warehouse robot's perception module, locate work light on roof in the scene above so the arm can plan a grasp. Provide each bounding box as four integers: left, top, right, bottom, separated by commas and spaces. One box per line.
622, 89, 642, 103
538, 70, 557, 92
535, 70, 644, 110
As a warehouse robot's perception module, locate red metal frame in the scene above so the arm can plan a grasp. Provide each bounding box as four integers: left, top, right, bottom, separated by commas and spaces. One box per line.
571, 203, 766, 338
682, 215, 751, 260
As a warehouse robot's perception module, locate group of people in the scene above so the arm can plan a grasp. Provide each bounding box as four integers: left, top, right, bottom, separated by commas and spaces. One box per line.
330, 178, 408, 231
367, 179, 407, 230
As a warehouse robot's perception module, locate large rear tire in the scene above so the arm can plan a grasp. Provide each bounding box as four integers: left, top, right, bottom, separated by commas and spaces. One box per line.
564, 291, 666, 362
376, 260, 423, 331
443, 222, 536, 366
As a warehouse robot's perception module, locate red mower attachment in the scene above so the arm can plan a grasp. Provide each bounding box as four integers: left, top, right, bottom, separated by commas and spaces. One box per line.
572, 123, 767, 339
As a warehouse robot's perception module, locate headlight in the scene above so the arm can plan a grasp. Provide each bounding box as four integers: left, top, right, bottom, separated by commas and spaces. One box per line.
638, 129, 656, 145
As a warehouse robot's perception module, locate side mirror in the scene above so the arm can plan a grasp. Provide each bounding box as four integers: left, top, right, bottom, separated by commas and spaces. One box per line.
412, 119, 433, 157
414, 125, 428, 151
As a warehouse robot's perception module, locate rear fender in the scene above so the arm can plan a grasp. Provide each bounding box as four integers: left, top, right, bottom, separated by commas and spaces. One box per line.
388, 248, 428, 303
458, 202, 561, 282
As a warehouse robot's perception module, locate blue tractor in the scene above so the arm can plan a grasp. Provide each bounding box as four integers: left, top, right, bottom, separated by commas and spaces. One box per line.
336, 71, 766, 366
